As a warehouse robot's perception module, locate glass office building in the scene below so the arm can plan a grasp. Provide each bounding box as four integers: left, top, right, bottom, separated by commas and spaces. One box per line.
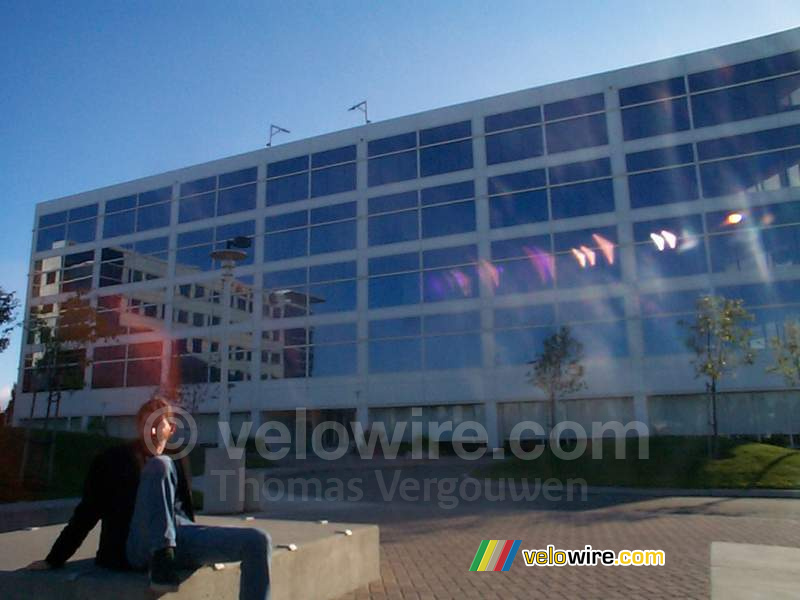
17, 28, 800, 444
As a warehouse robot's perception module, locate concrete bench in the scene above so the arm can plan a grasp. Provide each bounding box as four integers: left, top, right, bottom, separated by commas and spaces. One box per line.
710, 542, 800, 600
0, 516, 380, 600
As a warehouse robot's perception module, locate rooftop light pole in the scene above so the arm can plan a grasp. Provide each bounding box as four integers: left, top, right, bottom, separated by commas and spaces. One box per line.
348, 100, 370, 124
267, 124, 290, 147
209, 236, 250, 448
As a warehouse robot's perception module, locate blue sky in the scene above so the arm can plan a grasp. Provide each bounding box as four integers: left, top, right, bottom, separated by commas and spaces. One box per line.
1, 0, 799, 409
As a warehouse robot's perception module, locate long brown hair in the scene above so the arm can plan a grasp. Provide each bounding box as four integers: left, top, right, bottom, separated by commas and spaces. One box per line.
135, 394, 174, 456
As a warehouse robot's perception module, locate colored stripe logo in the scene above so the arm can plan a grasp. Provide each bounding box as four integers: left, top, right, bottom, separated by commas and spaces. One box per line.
469, 540, 521, 571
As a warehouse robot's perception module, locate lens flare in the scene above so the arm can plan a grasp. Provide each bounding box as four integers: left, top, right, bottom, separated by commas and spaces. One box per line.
650, 232, 665, 251
571, 248, 587, 268
523, 246, 555, 283
579, 245, 596, 266
660, 230, 677, 249
477, 259, 499, 289
726, 212, 744, 225
591, 233, 615, 264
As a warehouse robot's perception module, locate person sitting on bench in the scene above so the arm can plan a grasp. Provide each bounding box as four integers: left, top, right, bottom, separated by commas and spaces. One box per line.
26, 394, 272, 600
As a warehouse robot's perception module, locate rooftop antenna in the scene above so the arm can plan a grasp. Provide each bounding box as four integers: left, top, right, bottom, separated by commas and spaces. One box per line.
348, 100, 370, 124
267, 124, 290, 147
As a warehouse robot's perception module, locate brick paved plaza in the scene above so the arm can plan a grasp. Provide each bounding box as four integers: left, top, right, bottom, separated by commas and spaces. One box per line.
257, 464, 800, 600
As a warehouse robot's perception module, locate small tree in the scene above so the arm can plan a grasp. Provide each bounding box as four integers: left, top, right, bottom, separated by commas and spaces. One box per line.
527, 326, 586, 439
25, 294, 113, 428
682, 295, 755, 448
0, 287, 18, 354
768, 321, 800, 387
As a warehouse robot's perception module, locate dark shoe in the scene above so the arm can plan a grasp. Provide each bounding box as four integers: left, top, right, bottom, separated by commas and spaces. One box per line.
149, 547, 180, 593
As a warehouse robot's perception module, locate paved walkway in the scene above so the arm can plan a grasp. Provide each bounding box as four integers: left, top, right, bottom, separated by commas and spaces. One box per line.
252, 464, 800, 600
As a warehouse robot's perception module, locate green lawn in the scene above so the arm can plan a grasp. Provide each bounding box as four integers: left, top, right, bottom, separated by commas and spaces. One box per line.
474, 437, 800, 490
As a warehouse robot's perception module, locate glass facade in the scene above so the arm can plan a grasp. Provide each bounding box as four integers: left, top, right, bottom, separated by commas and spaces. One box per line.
23, 31, 800, 440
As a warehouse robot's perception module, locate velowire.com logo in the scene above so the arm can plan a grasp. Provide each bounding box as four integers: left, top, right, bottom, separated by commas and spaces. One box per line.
469, 540, 522, 572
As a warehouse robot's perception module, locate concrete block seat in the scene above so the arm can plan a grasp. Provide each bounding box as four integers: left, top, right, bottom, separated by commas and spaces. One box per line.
0, 516, 380, 600
710, 542, 800, 600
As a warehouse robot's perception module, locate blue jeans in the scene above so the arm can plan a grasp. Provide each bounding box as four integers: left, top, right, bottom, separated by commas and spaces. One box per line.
126, 455, 272, 600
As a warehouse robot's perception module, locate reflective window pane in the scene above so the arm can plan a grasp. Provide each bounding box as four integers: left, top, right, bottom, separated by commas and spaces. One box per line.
311, 163, 357, 197
420, 120, 471, 145
550, 179, 614, 220
136, 203, 170, 231
310, 261, 355, 283
494, 327, 556, 365
626, 144, 694, 172
265, 229, 307, 261
368, 273, 420, 308
549, 158, 610, 185
700, 148, 800, 198
621, 98, 690, 140
628, 166, 699, 209
36, 225, 66, 251
421, 180, 474, 206
554, 227, 620, 288
619, 77, 686, 106
217, 183, 256, 216
485, 106, 541, 132
369, 210, 419, 246
633, 215, 707, 278
643, 316, 689, 356
691, 73, 800, 128
103, 211, 135, 239
219, 167, 257, 188
180, 176, 216, 197
423, 265, 479, 302
369, 252, 418, 275
267, 155, 308, 178
368, 132, 416, 157
544, 93, 604, 120
179, 192, 216, 223
545, 114, 608, 154
425, 333, 481, 370
573, 321, 629, 358
310, 201, 356, 224
66, 219, 96, 245
369, 316, 421, 339
266, 172, 309, 205
422, 200, 475, 238
369, 338, 421, 372
697, 125, 800, 161
488, 169, 546, 195
494, 304, 555, 328
420, 140, 473, 177
368, 150, 417, 186
265, 210, 307, 232
494, 258, 553, 295
709, 224, 800, 273
312, 145, 356, 168
485, 126, 543, 165
491, 234, 550, 260
369, 190, 417, 215
309, 343, 357, 377
310, 220, 356, 254
688, 51, 800, 91
423, 311, 479, 334
489, 189, 548, 228
309, 280, 357, 314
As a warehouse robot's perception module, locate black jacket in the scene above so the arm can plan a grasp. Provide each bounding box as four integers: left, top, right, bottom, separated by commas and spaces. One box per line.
45, 441, 195, 570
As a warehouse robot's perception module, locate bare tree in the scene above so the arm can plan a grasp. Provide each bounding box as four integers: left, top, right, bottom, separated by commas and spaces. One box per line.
527, 326, 586, 439
682, 295, 755, 451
